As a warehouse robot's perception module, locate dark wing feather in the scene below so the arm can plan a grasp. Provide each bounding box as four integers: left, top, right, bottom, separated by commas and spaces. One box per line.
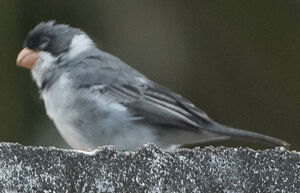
93, 81, 213, 131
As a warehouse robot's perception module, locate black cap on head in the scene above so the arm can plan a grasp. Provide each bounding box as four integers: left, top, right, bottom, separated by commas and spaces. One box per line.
24, 21, 82, 56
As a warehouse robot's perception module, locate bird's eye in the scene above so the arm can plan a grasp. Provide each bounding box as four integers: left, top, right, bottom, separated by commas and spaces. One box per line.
39, 37, 50, 49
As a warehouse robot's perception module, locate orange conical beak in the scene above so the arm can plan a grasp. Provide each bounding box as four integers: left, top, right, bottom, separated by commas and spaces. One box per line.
16, 48, 39, 69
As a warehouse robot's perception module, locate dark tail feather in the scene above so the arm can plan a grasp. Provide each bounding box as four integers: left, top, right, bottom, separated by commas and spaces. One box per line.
206, 122, 290, 148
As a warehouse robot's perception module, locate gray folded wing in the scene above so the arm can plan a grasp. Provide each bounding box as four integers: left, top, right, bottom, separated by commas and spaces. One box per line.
67, 49, 213, 132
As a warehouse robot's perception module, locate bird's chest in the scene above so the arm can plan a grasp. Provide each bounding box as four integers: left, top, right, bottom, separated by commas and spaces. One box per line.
41, 75, 75, 122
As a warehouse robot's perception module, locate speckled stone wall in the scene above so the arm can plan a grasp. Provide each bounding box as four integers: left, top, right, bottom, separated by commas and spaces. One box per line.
0, 143, 299, 192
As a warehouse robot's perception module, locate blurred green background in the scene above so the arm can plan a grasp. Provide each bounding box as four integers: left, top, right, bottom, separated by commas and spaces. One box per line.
0, 0, 299, 150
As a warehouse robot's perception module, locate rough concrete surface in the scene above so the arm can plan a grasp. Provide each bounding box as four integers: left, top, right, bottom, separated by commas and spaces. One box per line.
0, 142, 299, 193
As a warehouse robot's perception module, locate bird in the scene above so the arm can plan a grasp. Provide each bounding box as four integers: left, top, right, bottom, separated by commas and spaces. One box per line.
16, 21, 290, 151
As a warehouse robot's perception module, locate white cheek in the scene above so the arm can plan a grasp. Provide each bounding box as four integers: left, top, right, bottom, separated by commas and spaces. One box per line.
31, 51, 57, 87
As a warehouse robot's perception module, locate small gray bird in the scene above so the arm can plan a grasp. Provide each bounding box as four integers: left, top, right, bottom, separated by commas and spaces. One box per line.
17, 21, 290, 150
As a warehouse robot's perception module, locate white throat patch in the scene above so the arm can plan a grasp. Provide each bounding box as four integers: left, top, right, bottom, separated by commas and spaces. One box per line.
31, 51, 57, 88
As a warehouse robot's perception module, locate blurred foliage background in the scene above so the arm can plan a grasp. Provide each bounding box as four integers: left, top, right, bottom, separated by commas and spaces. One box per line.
0, 0, 299, 150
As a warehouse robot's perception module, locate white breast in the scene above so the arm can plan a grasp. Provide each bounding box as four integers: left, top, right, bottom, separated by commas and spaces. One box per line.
42, 74, 73, 119
41, 74, 92, 149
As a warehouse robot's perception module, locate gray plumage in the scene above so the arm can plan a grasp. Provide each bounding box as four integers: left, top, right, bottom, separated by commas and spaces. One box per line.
21, 22, 290, 150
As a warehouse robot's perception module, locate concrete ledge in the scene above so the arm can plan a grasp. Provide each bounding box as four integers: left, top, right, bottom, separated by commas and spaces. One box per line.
0, 142, 299, 192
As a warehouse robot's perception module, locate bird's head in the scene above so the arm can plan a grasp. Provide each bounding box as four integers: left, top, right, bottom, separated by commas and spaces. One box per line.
17, 21, 95, 87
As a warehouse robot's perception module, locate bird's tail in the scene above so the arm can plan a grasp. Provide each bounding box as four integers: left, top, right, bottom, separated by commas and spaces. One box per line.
206, 122, 290, 148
